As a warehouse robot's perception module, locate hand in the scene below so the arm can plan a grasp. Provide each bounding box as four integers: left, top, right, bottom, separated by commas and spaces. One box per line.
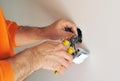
29, 41, 73, 74
42, 19, 77, 40
15, 19, 77, 46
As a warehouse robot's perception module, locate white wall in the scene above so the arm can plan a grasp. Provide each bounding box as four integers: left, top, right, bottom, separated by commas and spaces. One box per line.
0, 0, 120, 81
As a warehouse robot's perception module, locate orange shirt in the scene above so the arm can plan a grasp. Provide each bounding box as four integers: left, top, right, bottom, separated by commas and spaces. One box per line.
0, 9, 18, 81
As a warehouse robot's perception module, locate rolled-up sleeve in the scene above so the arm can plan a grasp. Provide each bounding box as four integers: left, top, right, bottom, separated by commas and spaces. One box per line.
6, 20, 19, 47
0, 9, 18, 81
0, 60, 14, 81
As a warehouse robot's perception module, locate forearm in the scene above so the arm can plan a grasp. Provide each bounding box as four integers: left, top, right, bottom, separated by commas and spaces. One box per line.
7, 49, 40, 81
15, 26, 47, 46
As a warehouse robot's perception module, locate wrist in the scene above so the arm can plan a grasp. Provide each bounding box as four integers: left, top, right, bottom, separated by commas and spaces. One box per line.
37, 27, 50, 40
7, 50, 30, 81
37, 27, 46, 39
7, 48, 39, 81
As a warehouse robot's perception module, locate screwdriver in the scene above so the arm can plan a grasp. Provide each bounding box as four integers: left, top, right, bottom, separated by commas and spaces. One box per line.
54, 39, 74, 75
54, 27, 76, 75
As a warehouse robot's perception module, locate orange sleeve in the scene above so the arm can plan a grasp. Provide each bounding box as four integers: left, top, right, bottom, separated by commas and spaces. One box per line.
0, 60, 14, 81
6, 20, 19, 47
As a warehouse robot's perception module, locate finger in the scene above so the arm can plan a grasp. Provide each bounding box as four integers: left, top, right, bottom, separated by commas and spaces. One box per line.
48, 59, 65, 74
59, 57, 71, 68
42, 59, 59, 71
55, 64, 65, 74
55, 43, 68, 51
42, 58, 65, 72
62, 31, 74, 39
51, 54, 72, 68
56, 51, 73, 63
66, 24, 77, 35
62, 20, 77, 35
71, 24, 77, 35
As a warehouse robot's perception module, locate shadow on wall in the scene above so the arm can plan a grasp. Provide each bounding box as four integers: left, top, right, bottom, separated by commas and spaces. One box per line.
33, 0, 72, 20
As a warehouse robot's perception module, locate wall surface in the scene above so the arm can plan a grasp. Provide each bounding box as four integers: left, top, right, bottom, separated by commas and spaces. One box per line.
0, 0, 120, 81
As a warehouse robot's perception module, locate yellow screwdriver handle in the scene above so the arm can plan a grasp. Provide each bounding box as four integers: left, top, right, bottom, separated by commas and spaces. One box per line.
63, 40, 70, 46
54, 40, 74, 75
67, 46, 74, 54
54, 71, 59, 75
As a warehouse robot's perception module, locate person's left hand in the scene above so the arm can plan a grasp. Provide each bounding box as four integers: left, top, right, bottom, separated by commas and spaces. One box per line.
42, 19, 77, 40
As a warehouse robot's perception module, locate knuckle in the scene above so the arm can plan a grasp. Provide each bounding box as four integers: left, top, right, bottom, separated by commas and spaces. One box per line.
59, 57, 71, 67
59, 18, 65, 21
58, 19, 69, 23
61, 52, 73, 61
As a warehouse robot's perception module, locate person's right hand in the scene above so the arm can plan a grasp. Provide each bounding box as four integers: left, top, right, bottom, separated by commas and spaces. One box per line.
29, 41, 73, 74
